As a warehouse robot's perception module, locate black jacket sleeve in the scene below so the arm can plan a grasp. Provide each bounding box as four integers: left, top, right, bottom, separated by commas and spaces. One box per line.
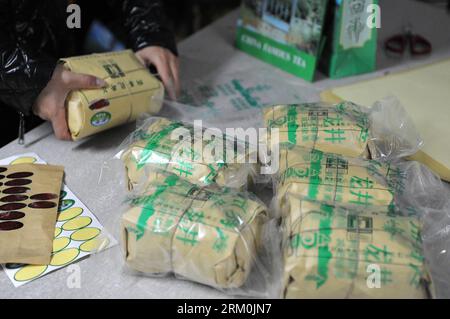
121, 0, 178, 55
0, 0, 57, 115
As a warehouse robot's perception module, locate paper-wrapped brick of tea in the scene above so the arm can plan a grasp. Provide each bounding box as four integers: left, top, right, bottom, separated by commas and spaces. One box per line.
275, 145, 395, 211
262, 102, 371, 158
62, 50, 164, 140
282, 200, 431, 299
121, 174, 267, 289
0, 164, 64, 264
121, 117, 255, 190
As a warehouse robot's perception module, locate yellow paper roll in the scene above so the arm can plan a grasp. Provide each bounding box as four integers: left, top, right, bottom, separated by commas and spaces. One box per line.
121, 174, 267, 289
121, 118, 255, 190
275, 145, 394, 212
262, 102, 371, 158
281, 200, 431, 299
62, 50, 164, 140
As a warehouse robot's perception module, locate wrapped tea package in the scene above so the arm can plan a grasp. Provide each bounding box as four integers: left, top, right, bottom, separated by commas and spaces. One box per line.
282, 199, 432, 299
0, 164, 64, 264
263, 102, 371, 158
120, 117, 256, 190
62, 50, 164, 140
121, 173, 268, 289
262, 99, 422, 160
275, 145, 396, 212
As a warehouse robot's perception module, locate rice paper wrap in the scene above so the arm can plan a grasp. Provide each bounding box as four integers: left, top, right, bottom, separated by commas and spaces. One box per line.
121, 173, 267, 289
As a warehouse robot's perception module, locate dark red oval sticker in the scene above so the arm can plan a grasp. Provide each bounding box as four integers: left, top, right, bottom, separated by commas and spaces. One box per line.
0, 195, 28, 202
30, 193, 58, 200
29, 201, 57, 209
7, 172, 34, 179
5, 179, 32, 186
0, 221, 23, 231
0, 211, 25, 220
0, 203, 27, 211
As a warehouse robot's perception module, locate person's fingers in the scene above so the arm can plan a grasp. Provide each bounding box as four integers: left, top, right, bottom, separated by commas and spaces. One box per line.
169, 57, 180, 98
135, 53, 147, 67
152, 57, 176, 100
51, 109, 72, 141
61, 70, 107, 90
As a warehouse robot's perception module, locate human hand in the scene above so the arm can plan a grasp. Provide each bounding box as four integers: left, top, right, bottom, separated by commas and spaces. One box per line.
135, 46, 180, 100
33, 64, 107, 140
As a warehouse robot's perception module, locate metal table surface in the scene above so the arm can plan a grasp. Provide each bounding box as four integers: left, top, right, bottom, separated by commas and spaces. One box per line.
1, 0, 449, 298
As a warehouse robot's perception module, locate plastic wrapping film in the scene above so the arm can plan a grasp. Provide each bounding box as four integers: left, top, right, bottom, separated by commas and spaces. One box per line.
268, 143, 450, 298
259, 97, 423, 161
158, 56, 322, 131
277, 182, 450, 298
280, 199, 431, 299
270, 144, 450, 214
115, 116, 258, 191
92, 68, 450, 298
420, 198, 450, 299
119, 171, 280, 297
62, 50, 164, 140
273, 145, 395, 214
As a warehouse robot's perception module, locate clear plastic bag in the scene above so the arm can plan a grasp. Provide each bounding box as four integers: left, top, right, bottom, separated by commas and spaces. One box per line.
114, 116, 259, 191
279, 198, 432, 299
420, 198, 450, 299
259, 97, 422, 161
162, 56, 321, 129
271, 144, 447, 217
368, 96, 423, 161
93, 89, 450, 298
118, 171, 280, 297
273, 145, 394, 215
269, 143, 450, 298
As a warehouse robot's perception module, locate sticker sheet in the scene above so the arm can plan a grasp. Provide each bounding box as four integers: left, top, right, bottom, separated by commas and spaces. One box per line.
0, 152, 116, 287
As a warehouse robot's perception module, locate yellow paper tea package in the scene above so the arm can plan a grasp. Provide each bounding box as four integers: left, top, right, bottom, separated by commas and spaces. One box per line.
275, 145, 396, 212
0, 164, 64, 264
262, 99, 423, 161
263, 102, 371, 158
282, 199, 432, 299
121, 173, 268, 289
120, 117, 256, 190
62, 50, 164, 140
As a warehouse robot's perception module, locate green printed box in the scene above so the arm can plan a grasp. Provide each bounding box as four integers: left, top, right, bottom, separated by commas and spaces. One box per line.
236, 0, 328, 81
320, 0, 379, 78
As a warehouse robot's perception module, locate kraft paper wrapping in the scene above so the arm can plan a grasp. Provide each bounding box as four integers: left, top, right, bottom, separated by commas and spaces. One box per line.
275, 146, 394, 212
0, 164, 64, 264
282, 200, 431, 299
62, 50, 164, 140
121, 174, 267, 289
121, 118, 255, 190
263, 102, 372, 158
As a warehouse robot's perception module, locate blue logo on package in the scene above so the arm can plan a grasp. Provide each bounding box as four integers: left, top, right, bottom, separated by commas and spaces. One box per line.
90, 111, 111, 127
